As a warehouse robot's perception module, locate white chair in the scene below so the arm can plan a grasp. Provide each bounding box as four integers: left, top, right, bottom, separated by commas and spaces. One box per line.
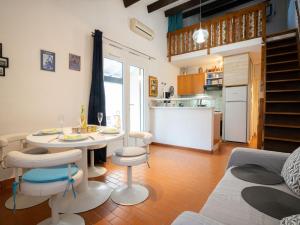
87, 144, 107, 178
111, 131, 153, 205
5, 149, 85, 225
0, 133, 49, 210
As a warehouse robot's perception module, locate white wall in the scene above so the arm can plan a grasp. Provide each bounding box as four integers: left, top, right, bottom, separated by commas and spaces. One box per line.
0, 0, 179, 135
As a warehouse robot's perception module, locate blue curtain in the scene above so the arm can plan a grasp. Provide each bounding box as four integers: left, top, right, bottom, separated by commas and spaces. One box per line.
168, 13, 183, 32
88, 29, 107, 162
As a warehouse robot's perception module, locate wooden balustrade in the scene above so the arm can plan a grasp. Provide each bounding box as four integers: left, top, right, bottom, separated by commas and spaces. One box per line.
167, 3, 266, 61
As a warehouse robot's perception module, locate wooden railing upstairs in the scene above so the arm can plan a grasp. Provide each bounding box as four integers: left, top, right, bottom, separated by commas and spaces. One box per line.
167, 3, 266, 60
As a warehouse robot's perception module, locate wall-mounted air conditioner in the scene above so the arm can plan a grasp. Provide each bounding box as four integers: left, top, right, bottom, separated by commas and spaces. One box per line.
130, 18, 154, 41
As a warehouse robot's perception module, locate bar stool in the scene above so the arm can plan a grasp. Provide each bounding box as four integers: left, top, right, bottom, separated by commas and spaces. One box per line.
111, 131, 152, 205
0, 133, 50, 210
87, 144, 107, 178
5, 149, 85, 225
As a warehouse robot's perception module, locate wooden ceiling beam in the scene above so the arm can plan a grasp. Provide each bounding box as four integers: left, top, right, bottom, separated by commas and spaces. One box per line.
182, 0, 255, 18
147, 0, 180, 13
123, 0, 141, 8
165, 0, 214, 17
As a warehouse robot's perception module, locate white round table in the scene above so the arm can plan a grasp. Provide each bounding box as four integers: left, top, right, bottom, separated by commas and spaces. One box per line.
26, 129, 124, 213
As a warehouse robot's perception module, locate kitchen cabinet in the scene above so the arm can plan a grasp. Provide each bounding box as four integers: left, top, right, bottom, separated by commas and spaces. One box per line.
177, 73, 205, 95
223, 53, 250, 86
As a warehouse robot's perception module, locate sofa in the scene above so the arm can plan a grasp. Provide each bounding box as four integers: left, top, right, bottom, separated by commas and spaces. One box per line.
172, 147, 298, 225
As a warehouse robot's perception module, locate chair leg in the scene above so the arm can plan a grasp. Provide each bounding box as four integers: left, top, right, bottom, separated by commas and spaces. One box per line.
87, 150, 107, 178
111, 165, 149, 205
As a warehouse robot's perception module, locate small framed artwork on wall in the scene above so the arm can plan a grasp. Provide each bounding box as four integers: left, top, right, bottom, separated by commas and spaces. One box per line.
149, 76, 158, 97
0, 57, 8, 68
0, 67, 5, 76
41, 50, 55, 72
69, 53, 81, 71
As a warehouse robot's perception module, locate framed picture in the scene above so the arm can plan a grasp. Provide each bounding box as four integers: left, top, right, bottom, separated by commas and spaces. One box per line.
0, 57, 9, 68
41, 50, 55, 72
149, 76, 158, 97
0, 67, 5, 76
69, 53, 81, 71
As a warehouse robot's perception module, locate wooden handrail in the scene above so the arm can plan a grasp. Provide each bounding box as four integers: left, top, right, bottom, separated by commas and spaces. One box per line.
167, 2, 267, 61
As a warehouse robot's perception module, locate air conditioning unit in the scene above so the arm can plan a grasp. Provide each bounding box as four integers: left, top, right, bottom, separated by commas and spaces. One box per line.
130, 18, 154, 41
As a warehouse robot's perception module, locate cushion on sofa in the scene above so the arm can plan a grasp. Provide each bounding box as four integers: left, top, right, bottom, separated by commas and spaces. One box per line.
171, 211, 224, 225
200, 168, 299, 225
281, 147, 300, 196
280, 214, 300, 225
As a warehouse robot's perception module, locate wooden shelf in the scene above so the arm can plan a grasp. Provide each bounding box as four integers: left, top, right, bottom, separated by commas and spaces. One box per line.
267, 43, 297, 50
204, 84, 223, 90
265, 112, 300, 115
265, 123, 300, 128
267, 51, 298, 58
206, 71, 223, 74
267, 68, 300, 74
266, 78, 300, 83
264, 136, 300, 143
267, 60, 298, 66
266, 89, 300, 93
206, 77, 223, 80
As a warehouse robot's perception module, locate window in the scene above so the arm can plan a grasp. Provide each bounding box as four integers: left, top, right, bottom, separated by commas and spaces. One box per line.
103, 58, 123, 128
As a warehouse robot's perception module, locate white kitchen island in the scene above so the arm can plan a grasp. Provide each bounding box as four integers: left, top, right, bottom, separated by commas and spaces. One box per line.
150, 106, 220, 152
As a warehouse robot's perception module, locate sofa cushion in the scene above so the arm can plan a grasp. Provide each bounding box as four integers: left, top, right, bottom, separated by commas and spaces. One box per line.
281, 147, 300, 196
280, 214, 300, 225
171, 211, 224, 225
200, 168, 299, 225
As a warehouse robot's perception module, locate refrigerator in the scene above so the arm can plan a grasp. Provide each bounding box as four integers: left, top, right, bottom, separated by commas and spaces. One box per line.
224, 86, 248, 143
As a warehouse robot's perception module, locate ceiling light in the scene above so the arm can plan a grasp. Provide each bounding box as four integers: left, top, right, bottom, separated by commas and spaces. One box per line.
193, 0, 209, 44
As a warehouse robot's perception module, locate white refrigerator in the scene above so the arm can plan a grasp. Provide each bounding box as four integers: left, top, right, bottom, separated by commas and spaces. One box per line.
224, 86, 248, 143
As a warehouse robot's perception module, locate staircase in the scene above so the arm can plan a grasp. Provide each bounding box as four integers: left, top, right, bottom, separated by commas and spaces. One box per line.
263, 29, 300, 153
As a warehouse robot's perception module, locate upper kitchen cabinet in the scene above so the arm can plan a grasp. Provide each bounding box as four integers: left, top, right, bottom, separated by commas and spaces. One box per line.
223, 54, 250, 86
177, 73, 205, 96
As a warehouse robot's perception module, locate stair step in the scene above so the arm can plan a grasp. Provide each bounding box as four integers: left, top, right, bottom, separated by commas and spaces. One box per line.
267, 68, 300, 74
266, 100, 300, 103
267, 51, 298, 58
266, 89, 300, 93
265, 123, 300, 128
264, 136, 300, 143
267, 60, 299, 66
265, 112, 300, 115
266, 78, 300, 83
267, 43, 297, 50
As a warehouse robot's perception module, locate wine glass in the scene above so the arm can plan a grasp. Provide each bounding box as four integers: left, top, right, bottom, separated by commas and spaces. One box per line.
58, 114, 64, 134
97, 112, 103, 127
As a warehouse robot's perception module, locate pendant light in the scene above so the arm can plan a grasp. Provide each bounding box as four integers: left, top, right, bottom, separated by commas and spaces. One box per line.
193, 0, 209, 44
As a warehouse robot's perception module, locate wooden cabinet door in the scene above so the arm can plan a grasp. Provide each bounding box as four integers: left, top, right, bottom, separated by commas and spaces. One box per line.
192, 73, 205, 94
177, 75, 193, 95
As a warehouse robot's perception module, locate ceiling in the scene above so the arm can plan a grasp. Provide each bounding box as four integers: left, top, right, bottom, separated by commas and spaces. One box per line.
123, 0, 260, 18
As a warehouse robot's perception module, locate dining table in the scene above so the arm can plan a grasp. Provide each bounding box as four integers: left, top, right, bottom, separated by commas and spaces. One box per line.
26, 128, 125, 213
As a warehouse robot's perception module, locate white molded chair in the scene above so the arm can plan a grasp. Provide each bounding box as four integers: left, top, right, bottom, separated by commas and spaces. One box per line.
5, 149, 85, 225
0, 133, 49, 210
87, 144, 107, 178
111, 131, 153, 205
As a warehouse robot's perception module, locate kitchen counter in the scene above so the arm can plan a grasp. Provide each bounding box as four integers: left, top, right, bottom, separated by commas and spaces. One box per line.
150, 107, 221, 151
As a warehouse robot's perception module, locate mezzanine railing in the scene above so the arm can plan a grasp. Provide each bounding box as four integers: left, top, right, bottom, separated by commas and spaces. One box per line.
167, 3, 266, 60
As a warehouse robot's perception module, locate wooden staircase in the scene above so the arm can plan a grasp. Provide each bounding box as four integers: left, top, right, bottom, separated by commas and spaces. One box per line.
263, 29, 300, 153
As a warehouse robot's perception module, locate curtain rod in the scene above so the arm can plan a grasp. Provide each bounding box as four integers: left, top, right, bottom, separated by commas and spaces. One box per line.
91, 32, 156, 60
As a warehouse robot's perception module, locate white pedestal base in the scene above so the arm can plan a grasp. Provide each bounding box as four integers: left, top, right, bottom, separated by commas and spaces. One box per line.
5, 194, 49, 210
111, 184, 149, 205
53, 181, 112, 213
88, 166, 107, 178
38, 214, 85, 225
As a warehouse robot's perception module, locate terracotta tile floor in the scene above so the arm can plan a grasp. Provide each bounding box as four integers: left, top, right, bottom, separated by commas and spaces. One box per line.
0, 142, 251, 225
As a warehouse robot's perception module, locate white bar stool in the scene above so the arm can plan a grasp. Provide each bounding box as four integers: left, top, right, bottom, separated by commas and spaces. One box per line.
0, 133, 50, 210
110, 131, 152, 205
88, 144, 107, 178
5, 149, 85, 225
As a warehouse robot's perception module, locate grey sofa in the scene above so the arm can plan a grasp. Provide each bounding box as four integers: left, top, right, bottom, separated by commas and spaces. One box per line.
172, 147, 298, 225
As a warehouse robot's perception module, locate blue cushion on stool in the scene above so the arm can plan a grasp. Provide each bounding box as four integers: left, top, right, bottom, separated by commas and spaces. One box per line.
22, 164, 78, 183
